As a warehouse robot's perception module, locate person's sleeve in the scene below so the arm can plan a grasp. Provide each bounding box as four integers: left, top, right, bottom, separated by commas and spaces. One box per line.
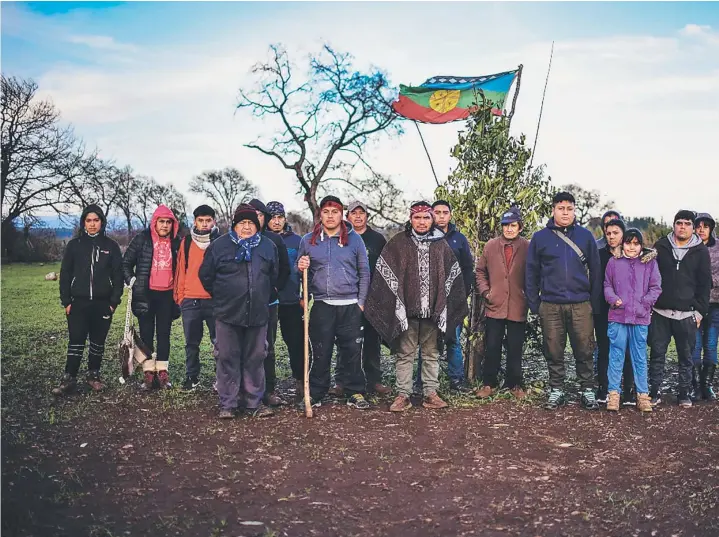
174, 239, 186, 305
588, 236, 602, 314
643, 260, 663, 307
275, 236, 290, 292
603, 258, 619, 306
198, 243, 216, 296
476, 248, 490, 298
110, 242, 124, 308
694, 247, 712, 315
271, 246, 280, 292
122, 234, 140, 285
460, 235, 475, 296
525, 237, 541, 314
357, 238, 370, 307
59, 241, 74, 307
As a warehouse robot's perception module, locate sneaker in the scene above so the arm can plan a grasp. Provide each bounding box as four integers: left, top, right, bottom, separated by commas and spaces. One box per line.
218, 409, 234, 419
510, 387, 527, 400
52, 373, 77, 396
249, 404, 275, 418
622, 389, 637, 406
141, 371, 155, 391
295, 396, 323, 410
581, 389, 600, 410
157, 370, 171, 389
347, 393, 370, 410
544, 389, 566, 410
213, 378, 218, 392
86, 371, 104, 392
650, 390, 662, 407
475, 385, 497, 399
328, 384, 343, 397
422, 392, 448, 409
677, 390, 693, 408
182, 376, 200, 391
263, 392, 286, 407
389, 395, 412, 412
637, 393, 652, 413
606, 390, 620, 412
449, 380, 471, 393
595, 387, 608, 404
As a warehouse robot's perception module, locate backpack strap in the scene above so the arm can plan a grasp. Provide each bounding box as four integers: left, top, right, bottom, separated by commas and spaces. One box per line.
183, 235, 192, 272
552, 229, 589, 278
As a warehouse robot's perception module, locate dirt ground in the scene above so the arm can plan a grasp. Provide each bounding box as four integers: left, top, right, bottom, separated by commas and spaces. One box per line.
3, 379, 719, 537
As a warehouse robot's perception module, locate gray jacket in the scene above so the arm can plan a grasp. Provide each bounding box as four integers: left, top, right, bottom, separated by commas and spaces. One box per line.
298, 222, 370, 307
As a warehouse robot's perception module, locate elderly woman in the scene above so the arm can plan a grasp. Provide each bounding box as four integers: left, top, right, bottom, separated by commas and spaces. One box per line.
199, 204, 278, 419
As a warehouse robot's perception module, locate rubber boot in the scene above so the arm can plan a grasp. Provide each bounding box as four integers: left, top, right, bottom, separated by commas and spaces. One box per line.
702, 363, 717, 401
690, 366, 701, 402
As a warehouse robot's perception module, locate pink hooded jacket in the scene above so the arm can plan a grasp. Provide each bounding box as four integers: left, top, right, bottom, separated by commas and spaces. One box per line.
149, 205, 179, 291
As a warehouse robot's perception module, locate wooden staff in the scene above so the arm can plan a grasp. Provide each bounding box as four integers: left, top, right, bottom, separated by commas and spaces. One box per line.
303, 269, 313, 418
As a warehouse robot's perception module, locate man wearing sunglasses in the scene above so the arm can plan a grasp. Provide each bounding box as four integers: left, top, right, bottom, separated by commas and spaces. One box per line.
649, 210, 712, 407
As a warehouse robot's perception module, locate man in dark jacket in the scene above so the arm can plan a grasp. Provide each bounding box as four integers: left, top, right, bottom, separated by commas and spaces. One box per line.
428, 199, 474, 391
342, 199, 390, 395
649, 210, 712, 407
526, 191, 602, 410
54, 204, 124, 395
266, 201, 305, 390
248, 199, 290, 406
297, 195, 371, 410
199, 204, 279, 419
122, 204, 181, 390
174, 205, 220, 391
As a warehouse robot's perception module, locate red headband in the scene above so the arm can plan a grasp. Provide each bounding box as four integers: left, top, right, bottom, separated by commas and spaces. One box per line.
410, 204, 433, 216
321, 201, 344, 212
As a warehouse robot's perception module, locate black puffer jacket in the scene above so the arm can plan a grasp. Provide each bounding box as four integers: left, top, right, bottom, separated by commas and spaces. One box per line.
122, 229, 181, 317
60, 204, 124, 308
654, 235, 711, 315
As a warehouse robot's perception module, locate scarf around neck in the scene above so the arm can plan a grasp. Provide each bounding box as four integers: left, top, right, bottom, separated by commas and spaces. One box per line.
230, 230, 261, 262
191, 227, 213, 250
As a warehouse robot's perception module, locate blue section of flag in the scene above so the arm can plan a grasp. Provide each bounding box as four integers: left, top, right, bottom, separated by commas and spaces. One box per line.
421, 71, 517, 92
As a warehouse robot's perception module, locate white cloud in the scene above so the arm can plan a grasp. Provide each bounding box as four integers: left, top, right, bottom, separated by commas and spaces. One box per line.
66, 34, 139, 53
20, 6, 719, 223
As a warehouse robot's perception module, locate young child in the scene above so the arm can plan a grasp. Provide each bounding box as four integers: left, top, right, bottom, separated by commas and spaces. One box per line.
603, 228, 662, 412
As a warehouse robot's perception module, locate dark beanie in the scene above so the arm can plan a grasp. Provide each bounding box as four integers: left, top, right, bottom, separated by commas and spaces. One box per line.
601, 209, 621, 222
232, 203, 261, 229
432, 200, 452, 211
623, 228, 644, 247
319, 195, 343, 210
248, 198, 269, 217
674, 210, 696, 224
193, 204, 216, 218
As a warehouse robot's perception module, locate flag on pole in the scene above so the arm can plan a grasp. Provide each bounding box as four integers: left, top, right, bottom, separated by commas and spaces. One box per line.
392, 69, 519, 124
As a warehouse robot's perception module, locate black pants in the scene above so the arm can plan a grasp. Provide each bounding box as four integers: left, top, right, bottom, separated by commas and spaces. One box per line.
264, 305, 279, 392
138, 290, 175, 362
362, 315, 383, 387
181, 298, 216, 380
65, 299, 114, 377
309, 301, 365, 399
595, 314, 635, 392
279, 303, 305, 381
484, 317, 526, 389
649, 313, 697, 393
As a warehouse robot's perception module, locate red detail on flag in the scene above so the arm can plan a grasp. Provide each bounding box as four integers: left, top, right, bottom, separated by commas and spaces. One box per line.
392, 95, 502, 124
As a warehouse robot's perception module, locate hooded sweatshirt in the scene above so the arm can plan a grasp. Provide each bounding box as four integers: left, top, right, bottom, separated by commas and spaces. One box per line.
149, 205, 179, 291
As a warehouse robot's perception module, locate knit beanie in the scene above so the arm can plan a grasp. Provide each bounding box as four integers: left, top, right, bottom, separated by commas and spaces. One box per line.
232, 203, 261, 230
623, 228, 644, 247
674, 210, 696, 225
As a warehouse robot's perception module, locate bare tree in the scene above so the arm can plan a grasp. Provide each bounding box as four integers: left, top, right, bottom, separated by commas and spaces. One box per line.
115, 166, 138, 234
1, 75, 88, 256
65, 157, 124, 219
237, 44, 402, 220
561, 183, 614, 226
189, 167, 258, 229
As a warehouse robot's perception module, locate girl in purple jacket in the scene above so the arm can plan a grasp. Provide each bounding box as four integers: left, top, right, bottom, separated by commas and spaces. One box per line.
604, 229, 662, 412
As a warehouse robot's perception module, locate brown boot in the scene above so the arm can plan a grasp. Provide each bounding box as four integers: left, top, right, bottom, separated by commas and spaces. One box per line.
86, 371, 104, 392
607, 390, 620, 411
510, 387, 527, 400
264, 391, 286, 406
423, 392, 448, 409
372, 383, 392, 395
389, 395, 412, 412
475, 385, 496, 399
141, 371, 155, 390
52, 374, 77, 396
637, 393, 652, 413
328, 384, 344, 397
157, 370, 171, 389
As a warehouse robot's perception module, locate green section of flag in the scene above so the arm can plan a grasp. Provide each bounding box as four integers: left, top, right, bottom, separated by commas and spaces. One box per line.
399, 85, 509, 110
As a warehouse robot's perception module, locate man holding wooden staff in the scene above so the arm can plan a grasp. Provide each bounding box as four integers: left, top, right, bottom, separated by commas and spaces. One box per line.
297, 195, 371, 410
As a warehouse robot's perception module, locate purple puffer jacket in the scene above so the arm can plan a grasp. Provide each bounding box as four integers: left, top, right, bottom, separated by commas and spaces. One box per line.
604, 256, 662, 325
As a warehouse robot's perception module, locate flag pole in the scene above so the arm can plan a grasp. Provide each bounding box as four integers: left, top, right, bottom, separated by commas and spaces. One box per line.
529, 41, 554, 172
507, 64, 523, 128
413, 120, 441, 187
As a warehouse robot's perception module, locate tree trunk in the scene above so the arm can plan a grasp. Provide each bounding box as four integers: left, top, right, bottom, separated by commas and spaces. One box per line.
465, 289, 487, 381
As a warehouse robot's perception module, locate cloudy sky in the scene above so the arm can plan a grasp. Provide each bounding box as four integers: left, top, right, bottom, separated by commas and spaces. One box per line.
3, 1, 718, 224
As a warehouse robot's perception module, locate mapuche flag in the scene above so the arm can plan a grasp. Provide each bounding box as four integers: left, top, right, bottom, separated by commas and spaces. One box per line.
392, 69, 519, 124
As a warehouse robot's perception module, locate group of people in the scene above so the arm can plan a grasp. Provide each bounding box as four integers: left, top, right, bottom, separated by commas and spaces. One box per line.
54, 190, 718, 418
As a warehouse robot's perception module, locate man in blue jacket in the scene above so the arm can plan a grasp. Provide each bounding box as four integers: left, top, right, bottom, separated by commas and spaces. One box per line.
297, 195, 371, 410
526, 191, 602, 410
266, 201, 305, 391
199, 204, 278, 419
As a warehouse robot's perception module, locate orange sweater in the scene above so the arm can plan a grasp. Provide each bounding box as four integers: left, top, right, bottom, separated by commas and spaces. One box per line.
174, 238, 212, 304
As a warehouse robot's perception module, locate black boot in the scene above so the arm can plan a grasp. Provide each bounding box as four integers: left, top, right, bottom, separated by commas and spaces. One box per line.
702, 363, 717, 401
690, 366, 701, 401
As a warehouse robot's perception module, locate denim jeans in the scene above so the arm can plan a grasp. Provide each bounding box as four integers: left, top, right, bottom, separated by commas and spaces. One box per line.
416, 325, 463, 386
607, 322, 649, 394
693, 305, 719, 366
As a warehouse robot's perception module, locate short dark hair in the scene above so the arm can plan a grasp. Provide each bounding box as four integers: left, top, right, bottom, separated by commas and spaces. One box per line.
431, 200, 452, 211
604, 218, 626, 233
552, 191, 576, 206
193, 204, 216, 218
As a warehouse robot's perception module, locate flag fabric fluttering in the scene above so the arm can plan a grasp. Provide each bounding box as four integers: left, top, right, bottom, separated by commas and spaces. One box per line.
392, 69, 519, 124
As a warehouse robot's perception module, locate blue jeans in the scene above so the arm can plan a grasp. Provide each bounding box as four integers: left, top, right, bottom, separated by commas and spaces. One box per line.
607, 322, 649, 394
416, 325, 464, 385
693, 305, 719, 366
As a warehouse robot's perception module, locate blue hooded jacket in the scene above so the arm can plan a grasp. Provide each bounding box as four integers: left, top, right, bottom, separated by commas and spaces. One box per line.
525, 218, 602, 314
443, 223, 475, 296
278, 224, 302, 305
